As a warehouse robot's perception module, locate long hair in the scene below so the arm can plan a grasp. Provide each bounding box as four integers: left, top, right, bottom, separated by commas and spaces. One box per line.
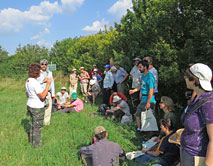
161, 96, 175, 112
28, 63, 41, 78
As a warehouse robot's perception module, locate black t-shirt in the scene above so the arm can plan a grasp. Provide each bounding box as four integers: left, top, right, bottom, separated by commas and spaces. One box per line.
157, 132, 179, 165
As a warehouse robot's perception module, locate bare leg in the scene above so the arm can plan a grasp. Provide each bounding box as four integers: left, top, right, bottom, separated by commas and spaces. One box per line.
136, 116, 141, 129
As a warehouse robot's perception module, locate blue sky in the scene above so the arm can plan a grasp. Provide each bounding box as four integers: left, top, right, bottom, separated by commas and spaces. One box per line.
0, 0, 132, 55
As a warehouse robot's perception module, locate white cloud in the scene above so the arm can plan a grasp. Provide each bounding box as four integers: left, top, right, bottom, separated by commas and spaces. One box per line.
0, 0, 84, 34
31, 28, 50, 40
37, 39, 52, 48
108, 0, 132, 18
82, 19, 108, 32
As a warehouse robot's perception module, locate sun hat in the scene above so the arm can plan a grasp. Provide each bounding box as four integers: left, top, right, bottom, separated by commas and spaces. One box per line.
111, 66, 117, 70
133, 56, 141, 61
189, 63, 212, 91
93, 68, 98, 72
93, 64, 97, 67
94, 126, 106, 135
72, 92, 77, 100
90, 79, 96, 85
40, 59, 48, 65
104, 64, 111, 69
113, 95, 122, 103
61, 87, 66, 90
72, 68, 77, 72
79, 67, 85, 70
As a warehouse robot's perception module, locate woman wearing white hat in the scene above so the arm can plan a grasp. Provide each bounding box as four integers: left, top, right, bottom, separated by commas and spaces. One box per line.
181, 63, 213, 166
69, 68, 78, 96
86, 79, 101, 104
106, 95, 132, 123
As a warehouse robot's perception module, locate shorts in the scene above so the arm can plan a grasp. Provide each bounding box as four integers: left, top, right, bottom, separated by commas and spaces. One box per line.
136, 103, 156, 117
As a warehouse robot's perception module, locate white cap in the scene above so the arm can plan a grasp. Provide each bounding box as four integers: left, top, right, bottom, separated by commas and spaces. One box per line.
190, 63, 212, 91
90, 79, 96, 85
72, 68, 77, 71
113, 95, 122, 103
93, 68, 98, 72
111, 66, 117, 70
61, 87, 66, 90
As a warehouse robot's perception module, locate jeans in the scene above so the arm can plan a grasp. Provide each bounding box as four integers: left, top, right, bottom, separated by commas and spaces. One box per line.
180, 146, 194, 166
135, 154, 168, 166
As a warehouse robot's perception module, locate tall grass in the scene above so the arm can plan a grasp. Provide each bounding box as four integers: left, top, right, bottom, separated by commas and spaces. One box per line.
0, 76, 145, 166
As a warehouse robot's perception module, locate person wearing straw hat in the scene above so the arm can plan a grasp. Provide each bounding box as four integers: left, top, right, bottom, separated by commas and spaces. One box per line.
80, 126, 125, 166
106, 95, 132, 123
180, 63, 213, 166
53, 87, 69, 110
69, 68, 78, 96
78, 67, 90, 100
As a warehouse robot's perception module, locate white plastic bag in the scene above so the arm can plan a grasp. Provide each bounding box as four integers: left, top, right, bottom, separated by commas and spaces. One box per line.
141, 109, 158, 131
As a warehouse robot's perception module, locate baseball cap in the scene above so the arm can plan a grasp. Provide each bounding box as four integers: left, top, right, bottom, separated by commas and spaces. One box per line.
104, 64, 111, 69
40, 59, 48, 65
93, 68, 98, 72
94, 126, 106, 135
113, 95, 122, 103
190, 63, 212, 91
72, 92, 77, 100
61, 87, 66, 90
72, 68, 77, 72
133, 57, 141, 61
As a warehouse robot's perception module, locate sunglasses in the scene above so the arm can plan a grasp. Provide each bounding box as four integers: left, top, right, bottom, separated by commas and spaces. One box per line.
41, 64, 47, 66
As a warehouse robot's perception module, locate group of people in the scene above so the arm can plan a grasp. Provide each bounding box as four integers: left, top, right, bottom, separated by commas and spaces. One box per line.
25, 57, 213, 166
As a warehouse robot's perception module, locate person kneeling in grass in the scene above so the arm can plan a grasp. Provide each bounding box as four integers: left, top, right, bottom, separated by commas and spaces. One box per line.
53, 87, 69, 110
85, 79, 101, 104
80, 126, 126, 166
106, 95, 133, 124
134, 119, 179, 166
61, 92, 83, 113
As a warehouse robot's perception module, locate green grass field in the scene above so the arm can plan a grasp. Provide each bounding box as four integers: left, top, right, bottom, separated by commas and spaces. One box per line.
0, 77, 144, 166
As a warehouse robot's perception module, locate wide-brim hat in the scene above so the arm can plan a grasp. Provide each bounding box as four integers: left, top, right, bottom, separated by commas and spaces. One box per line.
72, 68, 77, 72
61, 87, 66, 90
190, 63, 212, 91
79, 67, 85, 70
94, 126, 106, 135
133, 57, 141, 61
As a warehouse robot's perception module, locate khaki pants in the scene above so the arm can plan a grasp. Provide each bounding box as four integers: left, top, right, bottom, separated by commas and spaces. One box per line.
43, 92, 52, 125
80, 83, 88, 94
70, 84, 78, 96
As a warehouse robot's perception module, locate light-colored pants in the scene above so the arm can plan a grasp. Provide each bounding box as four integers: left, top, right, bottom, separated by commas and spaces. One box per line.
80, 83, 88, 94
43, 92, 52, 125
70, 84, 78, 96
117, 82, 125, 94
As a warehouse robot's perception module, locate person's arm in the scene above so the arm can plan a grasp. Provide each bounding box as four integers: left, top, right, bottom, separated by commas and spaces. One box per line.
37, 78, 52, 99
146, 88, 154, 109
26, 92, 28, 98
49, 72, 55, 97
109, 72, 114, 89
53, 94, 60, 104
120, 72, 129, 84
205, 123, 213, 165
129, 85, 140, 95
86, 72, 90, 80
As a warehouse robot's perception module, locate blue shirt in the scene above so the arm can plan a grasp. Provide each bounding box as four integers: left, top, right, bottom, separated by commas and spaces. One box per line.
115, 67, 127, 84
140, 72, 156, 103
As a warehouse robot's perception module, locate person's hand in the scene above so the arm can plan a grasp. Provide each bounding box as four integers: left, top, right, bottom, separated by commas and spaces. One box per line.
142, 148, 148, 153
46, 78, 52, 84
58, 105, 61, 109
129, 89, 135, 95
145, 103, 150, 110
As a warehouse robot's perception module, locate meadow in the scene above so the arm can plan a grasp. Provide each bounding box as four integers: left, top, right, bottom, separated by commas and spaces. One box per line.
0, 77, 144, 166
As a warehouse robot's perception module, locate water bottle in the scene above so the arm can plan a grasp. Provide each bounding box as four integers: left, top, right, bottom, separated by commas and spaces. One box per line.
142, 141, 147, 149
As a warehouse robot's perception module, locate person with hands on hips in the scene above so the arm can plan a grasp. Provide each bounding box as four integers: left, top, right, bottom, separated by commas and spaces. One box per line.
129, 60, 156, 132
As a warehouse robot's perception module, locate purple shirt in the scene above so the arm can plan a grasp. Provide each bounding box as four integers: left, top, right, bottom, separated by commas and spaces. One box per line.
80, 138, 124, 166
181, 92, 213, 156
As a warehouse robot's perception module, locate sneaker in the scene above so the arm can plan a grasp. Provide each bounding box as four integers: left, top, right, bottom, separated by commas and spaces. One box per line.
136, 128, 141, 132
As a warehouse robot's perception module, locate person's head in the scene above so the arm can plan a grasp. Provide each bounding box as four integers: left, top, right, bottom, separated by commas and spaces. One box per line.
93, 68, 98, 75
184, 63, 212, 91
104, 64, 111, 71
112, 95, 122, 104
72, 68, 77, 74
143, 56, 153, 65
40, 59, 48, 71
133, 57, 141, 66
138, 60, 149, 73
80, 67, 85, 73
159, 96, 175, 112
93, 64, 97, 69
94, 126, 107, 140
28, 63, 41, 78
61, 87, 66, 94
111, 66, 117, 73
71, 92, 77, 100
160, 119, 173, 133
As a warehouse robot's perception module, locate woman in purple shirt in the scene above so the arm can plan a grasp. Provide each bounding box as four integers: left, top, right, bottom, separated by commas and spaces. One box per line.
181, 63, 213, 166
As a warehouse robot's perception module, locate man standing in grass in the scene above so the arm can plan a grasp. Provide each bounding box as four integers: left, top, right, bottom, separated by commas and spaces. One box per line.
80, 126, 125, 166
129, 60, 156, 132
37, 59, 55, 125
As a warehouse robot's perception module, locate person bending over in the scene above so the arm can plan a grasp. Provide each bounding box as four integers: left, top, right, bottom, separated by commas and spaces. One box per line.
80, 126, 126, 166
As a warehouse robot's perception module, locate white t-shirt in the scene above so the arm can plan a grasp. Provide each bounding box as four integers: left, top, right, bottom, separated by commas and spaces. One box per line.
26, 78, 44, 108
57, 92, 69, 104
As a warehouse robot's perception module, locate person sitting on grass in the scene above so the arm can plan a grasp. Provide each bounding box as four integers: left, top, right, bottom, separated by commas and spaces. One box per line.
61, 92, 83, 113
134, 119, 179, 166
80, 126, 126, 166
106, 95, 133, 124
85, 79, 101, 104
53, 87, 69, 110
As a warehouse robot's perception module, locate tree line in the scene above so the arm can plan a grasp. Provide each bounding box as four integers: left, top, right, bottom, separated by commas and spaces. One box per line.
0, 0, 212, 107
